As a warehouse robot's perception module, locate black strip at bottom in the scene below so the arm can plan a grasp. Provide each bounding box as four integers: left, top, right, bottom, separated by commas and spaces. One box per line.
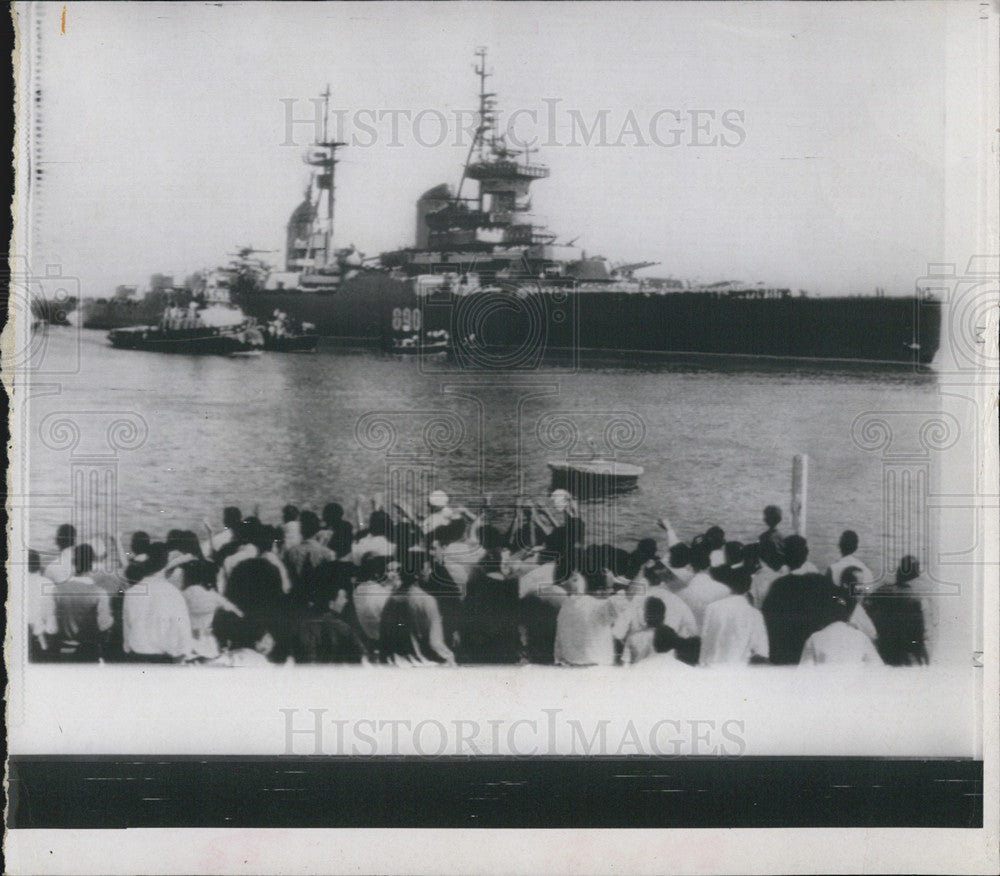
8, 757, 982, 829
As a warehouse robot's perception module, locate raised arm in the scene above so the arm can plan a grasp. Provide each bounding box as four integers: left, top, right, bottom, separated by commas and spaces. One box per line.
657, 517, 682, 548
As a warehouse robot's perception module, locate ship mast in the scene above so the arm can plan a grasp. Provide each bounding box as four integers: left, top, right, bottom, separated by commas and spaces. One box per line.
317, 85, 346, 266
455, 47, 492, 209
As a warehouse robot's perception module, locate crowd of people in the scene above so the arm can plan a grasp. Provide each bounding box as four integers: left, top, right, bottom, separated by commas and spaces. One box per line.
25, 492, 934, 669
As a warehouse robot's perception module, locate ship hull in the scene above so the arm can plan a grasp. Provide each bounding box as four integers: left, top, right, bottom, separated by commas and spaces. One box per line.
235, 276, 941, 366
108, 325, 263, 356
235, 272, 416, 348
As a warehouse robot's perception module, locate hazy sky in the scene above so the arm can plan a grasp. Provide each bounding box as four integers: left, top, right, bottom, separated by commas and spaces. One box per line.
20, 1, 983, 296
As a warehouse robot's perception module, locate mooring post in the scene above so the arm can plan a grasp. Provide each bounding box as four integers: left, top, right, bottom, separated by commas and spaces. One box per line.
791, 454, 808, 536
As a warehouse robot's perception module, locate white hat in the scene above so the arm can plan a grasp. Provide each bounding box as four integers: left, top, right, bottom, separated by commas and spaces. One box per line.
164, 551, 198, 573
550, 489, 572, 510
428, 490, 449, 509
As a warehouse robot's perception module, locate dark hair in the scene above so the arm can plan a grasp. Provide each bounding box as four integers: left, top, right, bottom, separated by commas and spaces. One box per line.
183, 559, 218, 589
478, 524, 504, 553
167, 529, 203, 559
839, 566, 862, 589
704, 526, 725, 551
282, 504, 299, 523
653, 624, 680, 654
689, 537, 711, 572
130, 531, 151, 556
583, 566, 607, 595
28, 549, 41, 574
359, 554, 388, 583
644, 596, 666, 628
783, 535, 808, 571
896, 555, 920, 584
763, 505, 782, 528
144, 542, 169, 576
322, 502, 344, 526
56, 523, 76, 551
299, 511, 321, 540
839, 530, 859, 556
73, 543, 95, 575
248, 523, 273, 554
223, 506, 242, 530
667, 542, 691, 569
397, 565, 418, 590
634, 538, 658, 562
726, 566, 753, 596
368, 510, 389, 538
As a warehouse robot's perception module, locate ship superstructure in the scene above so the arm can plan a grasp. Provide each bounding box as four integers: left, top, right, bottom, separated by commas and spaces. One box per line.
380, 48, 643, 288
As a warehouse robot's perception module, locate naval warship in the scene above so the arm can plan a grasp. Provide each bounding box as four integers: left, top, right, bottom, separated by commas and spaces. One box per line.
116, 50, 947, 365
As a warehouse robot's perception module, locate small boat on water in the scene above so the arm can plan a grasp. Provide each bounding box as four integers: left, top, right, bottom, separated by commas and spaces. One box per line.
262, 311, 320, 352
107, 303, 264, 357
548, 458, 644, 494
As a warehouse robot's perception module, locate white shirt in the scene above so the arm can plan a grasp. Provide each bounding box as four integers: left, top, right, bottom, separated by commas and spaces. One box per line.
123, 573, 194, 658
750, 564, 786, 608
282, 520, 302, 550
666, 564, 694, 586
28, 570, 57, 641
827, 554, 875, 591
676, 572, 731, 632
353, 581, 392, 640
800, 621, 883, 666
554, 594, 624, 666
43, 546, 76, 585
699, 594, 769, 666
351, 534, 395, 565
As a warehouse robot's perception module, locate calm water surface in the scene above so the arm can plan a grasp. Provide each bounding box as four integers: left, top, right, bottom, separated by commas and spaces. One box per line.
27, 327, 938, 578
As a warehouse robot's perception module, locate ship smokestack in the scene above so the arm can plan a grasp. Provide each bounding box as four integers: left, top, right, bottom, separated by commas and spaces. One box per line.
415, 183, 453, 249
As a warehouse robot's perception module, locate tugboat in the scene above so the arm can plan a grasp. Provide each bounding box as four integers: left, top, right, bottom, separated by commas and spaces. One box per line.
107, 301, 264, 356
